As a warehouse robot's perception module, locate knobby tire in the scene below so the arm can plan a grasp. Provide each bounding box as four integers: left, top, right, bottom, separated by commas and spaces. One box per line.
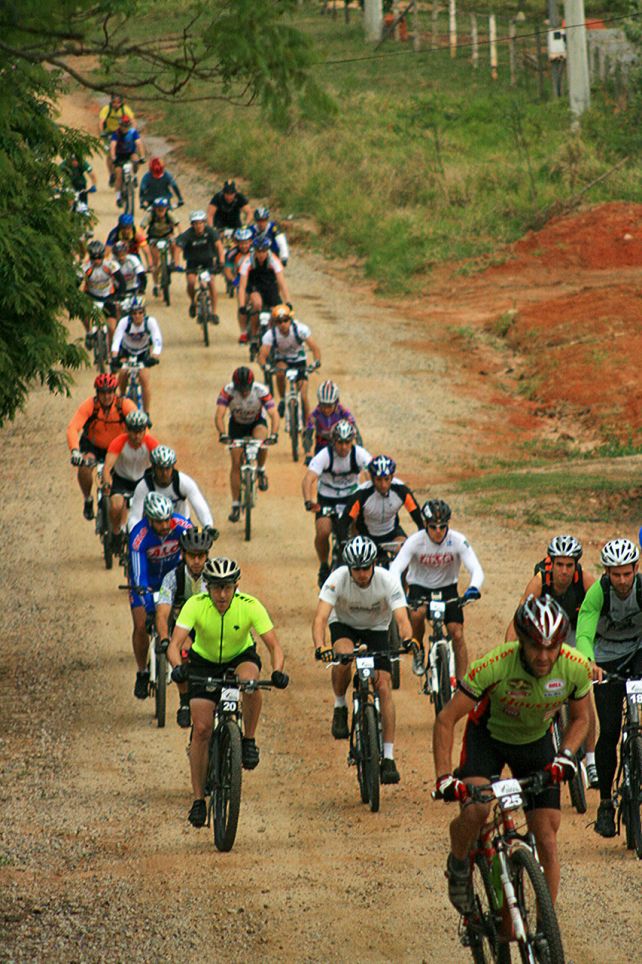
354, 713, 370, 805
100, 494, 113, 570
433, 641, 452, 715
557, 704, 587, 815
93, 327, 109, 374
510, 845, 565, 964
198, 294, 209, 347
364, 704, 380, 813
388, 619, 401, 691
213, 721, 242, 852
623, 734, 642, 857
289, 397, 299, 462
155, 649, 167, 729
161, 256, 170, 306
467, 853, 503, 964
243, 473, 252, 543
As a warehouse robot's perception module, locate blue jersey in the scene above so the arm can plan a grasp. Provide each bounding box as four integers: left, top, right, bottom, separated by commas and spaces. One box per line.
111, 128, 141, 158
129, 513, 192, 611
250, 221, 281, 258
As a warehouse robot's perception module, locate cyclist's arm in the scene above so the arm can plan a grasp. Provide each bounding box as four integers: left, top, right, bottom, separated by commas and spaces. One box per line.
276, 271, 289, 304
504, 572, 543, 640
66, 398, 94, 451
207, 203, 217, 228
305, 336, 321, 364
128, 481, 146, 530
156, 602, 172, 640
148, 317, 163, 356
582, 569, 596, 591
214, 402, 228, 436
575, 580, 604, 661
392, 603, 413, 640
433, 689, 477, 777
389, 538, 413, 581
103, 441, 124, 488
109, 136, 117, 161
180, 474, 214, 528
110, 318, 126, 357
134, 134, 145, 159
302, 467, 320, 503
559, 694, 590, 756
168, 624, 192, 667
257, 342, 271, 367
312, 599, 333, 649
257, 628, 285, 673
460, 540, 485, 591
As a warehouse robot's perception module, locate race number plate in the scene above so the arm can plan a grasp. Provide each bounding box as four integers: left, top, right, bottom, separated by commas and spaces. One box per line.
626, 679, 642, 703
221, 687, 240, 703
199, 270, 211, 283
430, 600, 447, 618
491, 778, 523, 811
356, 656, 375, 670
286, 368, 299, 380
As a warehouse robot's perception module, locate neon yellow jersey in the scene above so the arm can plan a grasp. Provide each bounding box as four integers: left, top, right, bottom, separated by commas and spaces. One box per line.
99, 103, 136, 134
176, 591, 273, 664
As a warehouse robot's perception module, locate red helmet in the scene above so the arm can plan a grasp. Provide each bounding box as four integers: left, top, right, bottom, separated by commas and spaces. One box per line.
149, 157, 164, 177
119, 114, 132, 127
94, 373, 118, 392
232, 366, 254, 391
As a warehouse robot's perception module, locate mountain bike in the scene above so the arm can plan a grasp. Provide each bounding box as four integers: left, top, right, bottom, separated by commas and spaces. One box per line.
601, 673, 642, 857
267, 362, 317, 462
552, 703, 587, 814
120, 160, 136, 216
410, 592, 468, 714
196, 269, 218, 347
226, 437, 276, 542
90, 460, 113, 570
118, 354, 158, 410
146, 604, 170, 729
437, 773, 565, 964
87, 301, 110, 372
319, 503, 347, 575
318, 644, 406, 813
248, 309, 271, 362
188, 670, 276, 852
151, 238, 172, 306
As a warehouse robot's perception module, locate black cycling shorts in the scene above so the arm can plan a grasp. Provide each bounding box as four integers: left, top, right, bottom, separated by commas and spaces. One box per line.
110, 470, 138, 497
114, 155, 137, 168
79, 436, 107, 462
188, 646, 262, 702
228, 416, 267, 440
455, 705, 560, 811
367, 526, 406, 546
88, 294, 118, 318
186, 259, 215, 274
274, 358, 308, 380
316, 493, 349, 522
407, 582, 463, 625
329, 622, 391, 673
248, 284, 280, 308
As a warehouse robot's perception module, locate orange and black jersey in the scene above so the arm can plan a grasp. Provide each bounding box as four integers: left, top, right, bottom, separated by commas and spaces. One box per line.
346, 479, 423, 539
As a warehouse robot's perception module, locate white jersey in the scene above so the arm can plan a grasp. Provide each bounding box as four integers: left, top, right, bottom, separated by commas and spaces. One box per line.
112, 313, 163, 358
216, 381, 275, 425
83, 258, 119, 298
390, 528, 484, 591
128, 470, 213, 530
261, 320, 310, 363
319, 565, 407, 632
157, 564, 206, 608
118, 253, 145, 292
308, 444, 372, 499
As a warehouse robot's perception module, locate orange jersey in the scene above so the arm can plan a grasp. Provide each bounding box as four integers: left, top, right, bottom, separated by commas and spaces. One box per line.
66, 396, 137, 451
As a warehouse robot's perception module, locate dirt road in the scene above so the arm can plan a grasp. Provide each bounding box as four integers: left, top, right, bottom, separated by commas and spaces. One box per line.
1, 93, 639, 963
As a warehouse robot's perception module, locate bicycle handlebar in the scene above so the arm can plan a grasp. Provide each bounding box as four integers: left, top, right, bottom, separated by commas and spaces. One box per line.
432, 770, 552, 803
186, 673, 276, 693
408, 594, 472, 612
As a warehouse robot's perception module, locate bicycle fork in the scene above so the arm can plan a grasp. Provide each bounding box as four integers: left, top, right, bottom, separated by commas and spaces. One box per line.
494, 847, 527, 944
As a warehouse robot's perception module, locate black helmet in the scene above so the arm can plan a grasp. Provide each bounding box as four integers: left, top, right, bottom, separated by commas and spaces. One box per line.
422, 499, 451, 525
88, 240, 105, 260
232, 366, 254, 391
180, 527, 215, 553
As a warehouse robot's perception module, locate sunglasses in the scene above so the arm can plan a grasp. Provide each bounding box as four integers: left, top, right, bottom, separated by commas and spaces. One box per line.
428, 524, 447, 531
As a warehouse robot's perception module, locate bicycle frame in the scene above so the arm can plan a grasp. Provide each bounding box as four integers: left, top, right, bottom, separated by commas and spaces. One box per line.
121, 161, 136, 216
227, 437, 275, 542
319, 504, 346, 571
411, 594, 456, 701
121, 356, 145, 409
613, 677, 642, 827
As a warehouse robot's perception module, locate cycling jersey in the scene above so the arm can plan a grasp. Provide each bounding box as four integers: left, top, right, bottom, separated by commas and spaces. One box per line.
139, 170, 182, 207
576, 575, 642, 664
67, 395, 136, 452
157, 564, 205, 609
106, 432, 159, 482
319, 565, 407, 632
208, 190, 249, 230
99, 103, 136, 135
59, 158, 92, 192
129, 514, 191, 612
142, 209, 178, 240
305, 404, 356, 454
238, 250, 283, 280
459, 641, 591, 744
176, 226, 220, 268
217, 381, 275, 425
308, 444, 372, 500
111, 313, 162, 358
249, 221, 289, 263
83, 259, 121, 299
116, 253, 146, 293
129, 469, 213, 530
390, 528, 484, 591
347, 478, 423, 538
111, 128, 142, 158
224, 245, 249, 282
262, 321, 310, 364
106, 226, 148, 258
177, 590, 273, 663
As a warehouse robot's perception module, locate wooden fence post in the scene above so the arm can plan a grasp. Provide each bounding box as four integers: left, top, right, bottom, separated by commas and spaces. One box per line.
471, 13, 478, 69
489, 14, 498, 80
509, 19, 517, 86
449, 0, 457, 58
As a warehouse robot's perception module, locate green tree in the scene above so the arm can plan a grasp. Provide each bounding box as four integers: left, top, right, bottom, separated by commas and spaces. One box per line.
0, 1, 325, 425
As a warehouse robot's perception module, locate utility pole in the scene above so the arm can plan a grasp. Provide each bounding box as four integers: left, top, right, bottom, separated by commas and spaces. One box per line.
564, 0, 591, 115
364, 0, 383, 41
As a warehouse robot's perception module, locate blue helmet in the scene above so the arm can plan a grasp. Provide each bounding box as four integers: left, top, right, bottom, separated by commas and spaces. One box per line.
129, 295, 145, 313
118, 213, 134, 227
234, 227, 253, 242
253, 236, 271, 251
254, 207, 270, 220
152, 196, 169, 208
368, 455, 396, 479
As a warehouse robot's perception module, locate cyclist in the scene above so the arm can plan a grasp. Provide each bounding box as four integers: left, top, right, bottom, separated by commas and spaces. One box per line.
110, 295, 162, 413
156, 527, 218, 728
141, 196, 180, 295
312, 535, 415, 783
81, 240, 125, 346
576, 537, 642, 837
257, 303, 321, 422
139, 156, 184, 210
103, 409, 158, 553
237, 237, 289, 345
98, 93, 135, 184
223, 226, 253, 297
129, 492, 192, 699
175, 211, 224, 323
250, 207, 289, 265
128, 444, 215, 531
67, 373, 136, 520
433, 595, 591, 911
302, 420, 372, 588
105, 213, 150, 269
303, 380, 358, 464
59, 153, 97, 205
505, 534, 599, 789
112, 240, 146, 300
207, 179, 251, 232
167, 557, 288, 828
109, 114, 145, 207
214, 367, 279, 522
343, 455, 423, 552
390, 499, 483, 681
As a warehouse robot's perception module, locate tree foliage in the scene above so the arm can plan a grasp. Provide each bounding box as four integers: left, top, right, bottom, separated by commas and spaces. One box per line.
0, 1, 325, 425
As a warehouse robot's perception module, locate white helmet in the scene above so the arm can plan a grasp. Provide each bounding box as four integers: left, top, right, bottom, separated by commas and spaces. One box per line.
332, 419, 356, 444
343, 535, 377, 569
548, 535, 583, 560
317, 380, 339, 405
203, 557, 241, 584
190, 210, 207, 223
151, 445, 176, 468
600, 538, 640, 567
144, 492, 173, 521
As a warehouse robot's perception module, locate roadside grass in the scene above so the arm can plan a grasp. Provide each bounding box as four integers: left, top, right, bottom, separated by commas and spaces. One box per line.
115, 4, 642, 296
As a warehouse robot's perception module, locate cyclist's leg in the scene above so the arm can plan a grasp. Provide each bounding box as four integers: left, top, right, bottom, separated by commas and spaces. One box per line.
235, 657, 261, 738
274, 360, 287, 402
451, 714, 502, 859
189, 698, 215, 798
149, 242, 160, 285
208, 276, 218, 316
329, 630, 355, 700
139, 367, 151, 412
297, 372, 311, 422
248, 291, 262, 337
525, 809, 561, 902
186, 270, 197, 308
447, 622, 467, 681
593, 665, 624, 801
77, 439, 97, 499
229, 446, 243, 503
314, 514, 332, 565
109, 492, 125, 534
117, 367, 128, 397
251, 420, 269, 468
131, 604, 150, 670
374, 669, 395, 742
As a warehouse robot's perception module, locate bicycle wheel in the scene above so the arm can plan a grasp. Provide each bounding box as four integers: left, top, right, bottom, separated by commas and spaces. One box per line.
93, 327, 108, 373
99, 494, 113, 570
623, 735, 642, 857
388, 619, 401, 691
510, 845, 565, 964
155, 648, 167, 729
364, 704, 380, 813
467, 853, 503, 964
568, 761, 587, 815
243, 473, 252, 542
433, 641, 452, 715
161, 256, 170, 306
213, 721, 242, 852
353, 712, 369, 804
289, 397, 299, 462
124, 176, 135, 216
